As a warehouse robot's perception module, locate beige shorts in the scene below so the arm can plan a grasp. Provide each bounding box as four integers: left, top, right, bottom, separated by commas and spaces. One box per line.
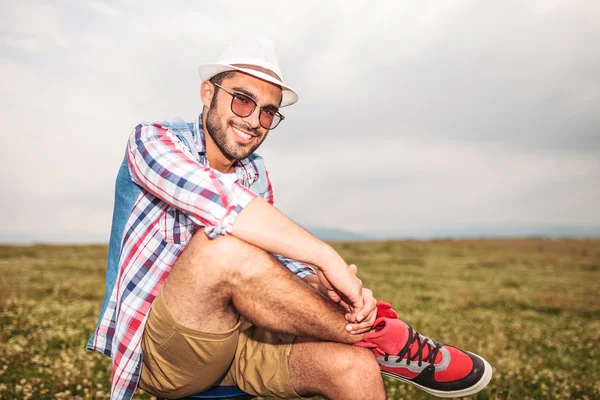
139, 289, 299, 399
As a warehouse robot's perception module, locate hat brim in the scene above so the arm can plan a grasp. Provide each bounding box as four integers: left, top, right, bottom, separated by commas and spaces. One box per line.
198, 63, 298, 107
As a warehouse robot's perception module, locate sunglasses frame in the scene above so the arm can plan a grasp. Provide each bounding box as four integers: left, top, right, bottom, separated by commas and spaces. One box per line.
213, 83, 285, 130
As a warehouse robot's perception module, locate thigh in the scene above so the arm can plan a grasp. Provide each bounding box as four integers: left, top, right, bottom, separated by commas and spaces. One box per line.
161, 232, 240, 333
139, 288, 241, 399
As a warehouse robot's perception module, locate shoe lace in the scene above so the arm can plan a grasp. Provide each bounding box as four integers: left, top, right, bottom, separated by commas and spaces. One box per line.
383, 326, 442, 367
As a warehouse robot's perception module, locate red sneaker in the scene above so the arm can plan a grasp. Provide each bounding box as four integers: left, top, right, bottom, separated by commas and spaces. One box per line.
375, 301, 399, 319
356, 317, 492, 398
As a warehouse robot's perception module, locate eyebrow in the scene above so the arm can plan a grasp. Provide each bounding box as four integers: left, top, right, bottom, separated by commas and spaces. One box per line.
232, 86, 279, 110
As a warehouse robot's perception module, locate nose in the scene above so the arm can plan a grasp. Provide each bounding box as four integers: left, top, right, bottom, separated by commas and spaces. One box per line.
243, 106, 261, 129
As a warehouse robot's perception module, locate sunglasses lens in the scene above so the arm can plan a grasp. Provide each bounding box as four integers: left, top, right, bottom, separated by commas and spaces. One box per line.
231, 94, 255, 117
260, 109, 281, 130
228, 90, 282, 130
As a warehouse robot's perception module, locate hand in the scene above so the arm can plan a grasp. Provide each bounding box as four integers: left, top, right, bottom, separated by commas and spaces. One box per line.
316, 269, 351, 312
317, 262, 364, 322
344, 264, 374, 323
345, 287, 377, 334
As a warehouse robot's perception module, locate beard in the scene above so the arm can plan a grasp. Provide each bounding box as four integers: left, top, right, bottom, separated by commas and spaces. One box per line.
205, 99, 266, 161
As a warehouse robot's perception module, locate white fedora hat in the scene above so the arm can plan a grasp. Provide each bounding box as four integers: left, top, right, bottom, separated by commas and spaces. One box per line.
198, 37, 298, 107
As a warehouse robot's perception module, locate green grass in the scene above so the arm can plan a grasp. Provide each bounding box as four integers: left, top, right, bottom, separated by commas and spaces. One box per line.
1, 239, 599, 399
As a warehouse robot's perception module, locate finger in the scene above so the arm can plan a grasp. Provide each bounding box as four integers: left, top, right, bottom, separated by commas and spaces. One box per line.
345, 320, 374, 334
348, 325, 373, 335
346, 307, 377, 333
339, 299, 351, 312
349, 297, 364, 322
344, 307, 360, 321
365, 306, 377, 325
361, 302, 377, 322
349, 264, 358, 276
353, 283, 365, 318
327, 290, 341, 303
357, 289, 375, 321
348, 265, 363, 290
353, 309, 376, 331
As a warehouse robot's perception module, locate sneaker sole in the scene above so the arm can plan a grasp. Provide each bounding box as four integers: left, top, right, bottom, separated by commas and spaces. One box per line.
380, 352, 493, 398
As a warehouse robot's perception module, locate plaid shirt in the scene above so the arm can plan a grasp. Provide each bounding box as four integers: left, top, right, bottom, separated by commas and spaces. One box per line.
87, 114, 315, 399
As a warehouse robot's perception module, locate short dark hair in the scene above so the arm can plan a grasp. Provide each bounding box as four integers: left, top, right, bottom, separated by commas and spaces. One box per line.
207, 71, 235, 108
209, 71, 237, 86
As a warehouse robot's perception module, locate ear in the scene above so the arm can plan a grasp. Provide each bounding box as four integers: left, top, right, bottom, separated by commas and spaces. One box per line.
200, 80, 214, 108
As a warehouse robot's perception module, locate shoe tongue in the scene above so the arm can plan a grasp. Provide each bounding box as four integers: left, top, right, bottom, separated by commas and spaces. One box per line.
364, 319, 441, 363
363, 318, 410, 354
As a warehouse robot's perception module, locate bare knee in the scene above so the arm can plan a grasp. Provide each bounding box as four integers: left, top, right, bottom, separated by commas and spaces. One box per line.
332, 347, 384, 399
179, 231, 265, 271
335, 346, 381, 383
159, 233, 258, 331
205, 234, 273, 278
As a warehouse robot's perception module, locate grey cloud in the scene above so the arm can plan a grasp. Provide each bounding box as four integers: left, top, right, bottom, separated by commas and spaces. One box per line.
272, 1, 600, 153
1, 0, 599, 242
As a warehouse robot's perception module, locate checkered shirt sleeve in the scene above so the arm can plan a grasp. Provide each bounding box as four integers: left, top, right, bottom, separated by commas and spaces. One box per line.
127, 123, 257, 238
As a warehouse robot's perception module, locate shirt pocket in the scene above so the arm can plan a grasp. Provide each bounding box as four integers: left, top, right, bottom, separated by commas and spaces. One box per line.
160, 207, 195, 244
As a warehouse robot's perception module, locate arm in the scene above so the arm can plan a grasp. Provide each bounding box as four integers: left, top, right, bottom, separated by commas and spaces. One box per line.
237, 161, 364, 320
128, 124, 363, 320
232, 197, 364, 320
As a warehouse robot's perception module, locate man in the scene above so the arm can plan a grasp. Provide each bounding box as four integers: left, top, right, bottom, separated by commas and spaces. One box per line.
88, 37, 492, 400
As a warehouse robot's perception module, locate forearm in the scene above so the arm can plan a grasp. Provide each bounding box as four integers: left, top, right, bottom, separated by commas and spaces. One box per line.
232, 197, 343, 272
233, 196, 363, 319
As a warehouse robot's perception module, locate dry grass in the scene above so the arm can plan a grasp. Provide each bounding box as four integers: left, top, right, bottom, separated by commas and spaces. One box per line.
1, 239, 599, 399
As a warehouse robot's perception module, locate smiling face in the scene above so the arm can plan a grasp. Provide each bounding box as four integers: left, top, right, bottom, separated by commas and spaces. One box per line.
201, 71, 283, 166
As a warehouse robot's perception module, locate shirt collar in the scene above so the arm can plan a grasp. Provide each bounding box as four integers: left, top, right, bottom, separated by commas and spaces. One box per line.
194, 114, 259, 185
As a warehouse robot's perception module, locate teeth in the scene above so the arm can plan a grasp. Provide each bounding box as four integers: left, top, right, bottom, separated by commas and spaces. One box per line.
233, 126, 252, 140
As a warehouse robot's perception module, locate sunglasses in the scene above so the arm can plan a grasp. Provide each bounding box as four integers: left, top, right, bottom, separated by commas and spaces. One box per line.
213, 83, 285, 130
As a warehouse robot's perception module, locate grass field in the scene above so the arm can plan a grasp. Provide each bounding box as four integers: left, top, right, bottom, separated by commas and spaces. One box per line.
0, 239, 599, 399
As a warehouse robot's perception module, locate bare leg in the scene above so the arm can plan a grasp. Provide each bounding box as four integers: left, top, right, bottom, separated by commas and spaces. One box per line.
289, 338, 386, 400
162, 231, 361, 344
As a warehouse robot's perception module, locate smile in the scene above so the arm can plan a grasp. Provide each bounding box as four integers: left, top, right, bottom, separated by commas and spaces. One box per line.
232, 126, 254, 141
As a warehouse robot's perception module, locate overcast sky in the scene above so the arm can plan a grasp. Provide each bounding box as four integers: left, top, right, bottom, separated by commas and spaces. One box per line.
1, 0, 599, 242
